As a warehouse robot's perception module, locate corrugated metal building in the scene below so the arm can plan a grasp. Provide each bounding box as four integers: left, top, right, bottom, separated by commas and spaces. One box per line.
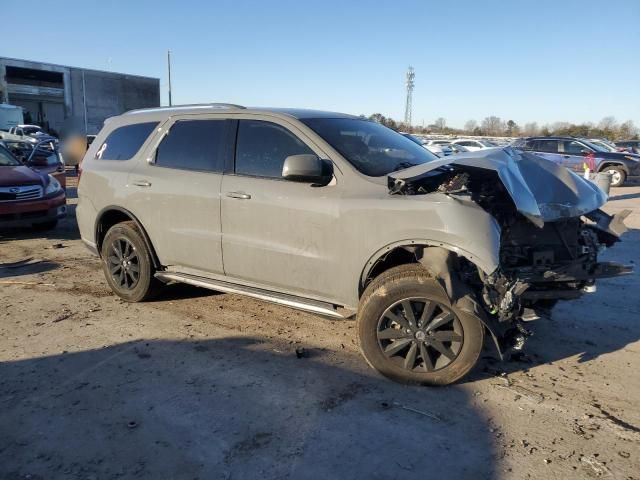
0, 57, 160, 135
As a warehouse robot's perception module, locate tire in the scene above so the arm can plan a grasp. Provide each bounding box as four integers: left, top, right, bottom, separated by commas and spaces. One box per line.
100, 221, 161, 302
32, 220, 58, 231
604, 166, 626, 187
357, 264, 484, 386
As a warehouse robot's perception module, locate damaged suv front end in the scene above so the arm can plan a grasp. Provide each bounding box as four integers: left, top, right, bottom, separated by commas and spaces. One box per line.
388, 147, 632, 354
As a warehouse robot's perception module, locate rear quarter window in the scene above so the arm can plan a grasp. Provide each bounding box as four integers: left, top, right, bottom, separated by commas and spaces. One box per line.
96, 122, 158, 160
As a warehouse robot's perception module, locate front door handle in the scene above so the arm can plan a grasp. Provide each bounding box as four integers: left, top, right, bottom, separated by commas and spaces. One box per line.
133, 180, 152, 187
226, 191, 251, 200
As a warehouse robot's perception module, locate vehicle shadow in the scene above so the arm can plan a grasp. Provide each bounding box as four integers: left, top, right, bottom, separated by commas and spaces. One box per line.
0, 337, 498, 480
0, 259, 59, 279
608, 191, 640, 201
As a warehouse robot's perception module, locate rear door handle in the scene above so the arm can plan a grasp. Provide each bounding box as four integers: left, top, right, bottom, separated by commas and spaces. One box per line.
133, 180, 152, 187
226, 191, 251, 199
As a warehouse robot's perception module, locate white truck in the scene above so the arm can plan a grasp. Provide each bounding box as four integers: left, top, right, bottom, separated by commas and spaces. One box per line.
0, 104, 24, 132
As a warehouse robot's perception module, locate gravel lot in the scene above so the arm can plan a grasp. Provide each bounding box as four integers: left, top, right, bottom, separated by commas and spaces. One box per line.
1, 174, 639, 480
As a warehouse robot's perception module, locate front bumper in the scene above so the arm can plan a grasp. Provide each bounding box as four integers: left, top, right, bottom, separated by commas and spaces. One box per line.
0, 191, 66, 228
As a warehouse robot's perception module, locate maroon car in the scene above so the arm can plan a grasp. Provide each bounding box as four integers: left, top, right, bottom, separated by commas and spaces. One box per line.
0, 143, 66, 230
2, 139, 66, 189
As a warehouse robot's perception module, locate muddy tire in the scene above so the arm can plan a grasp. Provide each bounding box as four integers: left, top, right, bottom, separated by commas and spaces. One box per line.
357, 264, 484, 386
604, 166, 626, 187
100, 221, 161, 302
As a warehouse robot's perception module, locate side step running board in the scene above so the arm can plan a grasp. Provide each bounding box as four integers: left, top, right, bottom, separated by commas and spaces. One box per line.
155, 272, 352, 319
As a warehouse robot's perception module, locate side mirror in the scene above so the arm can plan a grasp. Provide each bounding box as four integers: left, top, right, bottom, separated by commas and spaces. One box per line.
282, 154, 331, 184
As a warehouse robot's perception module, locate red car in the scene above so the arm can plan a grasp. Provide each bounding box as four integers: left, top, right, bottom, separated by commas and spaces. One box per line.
0, 143, 66, 230
2, 139, 66, 189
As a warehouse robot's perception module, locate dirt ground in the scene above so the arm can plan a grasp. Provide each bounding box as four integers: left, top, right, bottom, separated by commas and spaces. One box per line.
1, 173, 639, 480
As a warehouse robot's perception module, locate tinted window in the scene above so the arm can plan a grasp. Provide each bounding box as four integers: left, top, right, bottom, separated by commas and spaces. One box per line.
302, 118, 438, 177
533, 140, 558, 153
457, 141, 475, 147
155, 120, 226, 172
562, 140, 589, 155
235, 120, 314, 178
96, 122, 158, 160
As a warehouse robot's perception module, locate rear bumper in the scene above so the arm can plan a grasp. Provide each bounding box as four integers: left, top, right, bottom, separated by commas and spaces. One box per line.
0, 191, 66, 227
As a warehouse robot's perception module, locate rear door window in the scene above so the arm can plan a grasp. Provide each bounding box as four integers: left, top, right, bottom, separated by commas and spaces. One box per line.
533, 140, 559, 153
96, 122, 158, 160
155, 120, 226, 172
235, 120, 313, 178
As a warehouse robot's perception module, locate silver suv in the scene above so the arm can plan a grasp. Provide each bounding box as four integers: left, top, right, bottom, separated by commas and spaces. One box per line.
77, 104, 631, 385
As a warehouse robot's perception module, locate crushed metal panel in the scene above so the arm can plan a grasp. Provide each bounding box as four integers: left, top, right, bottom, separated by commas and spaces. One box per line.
388, 147, 608, 227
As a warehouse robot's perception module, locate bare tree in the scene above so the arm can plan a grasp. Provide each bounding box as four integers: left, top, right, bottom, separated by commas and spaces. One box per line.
522, 122, 539, 136
434, 117, 447, 132
464, 120, 478, 134
598, 116, 618, 132
618, 120, 638, 140
481, 116, 504, 136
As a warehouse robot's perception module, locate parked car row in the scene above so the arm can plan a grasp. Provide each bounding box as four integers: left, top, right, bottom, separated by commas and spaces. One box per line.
512, 136, 640, 187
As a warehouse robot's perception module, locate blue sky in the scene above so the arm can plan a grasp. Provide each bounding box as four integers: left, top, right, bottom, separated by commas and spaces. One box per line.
3, 0, 639, 128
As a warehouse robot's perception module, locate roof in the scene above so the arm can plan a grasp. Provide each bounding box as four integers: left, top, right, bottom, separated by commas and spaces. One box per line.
122, 104, 357, 120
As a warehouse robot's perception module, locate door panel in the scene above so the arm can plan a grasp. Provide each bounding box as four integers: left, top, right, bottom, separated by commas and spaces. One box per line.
220, 118, 341, 299
221, 175, 340, 298
560, 140, 590, 173
125, 118, 227, 274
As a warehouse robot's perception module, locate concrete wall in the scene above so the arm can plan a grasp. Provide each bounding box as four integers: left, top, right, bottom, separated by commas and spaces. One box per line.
1, 57, 160, 135
69, 69, 160, 134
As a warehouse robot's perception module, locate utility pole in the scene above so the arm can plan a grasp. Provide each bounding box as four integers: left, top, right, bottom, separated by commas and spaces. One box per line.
404, 66, 415, 126
167, 50, 173, 106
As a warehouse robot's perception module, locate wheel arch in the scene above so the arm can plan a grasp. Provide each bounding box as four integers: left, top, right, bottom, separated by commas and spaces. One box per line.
94, 206, 161, 269
598, 161, 629, 175
359, 240, 496, 296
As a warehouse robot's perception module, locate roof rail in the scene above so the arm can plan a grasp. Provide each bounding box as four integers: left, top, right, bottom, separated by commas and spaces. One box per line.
124, 103, 246, 115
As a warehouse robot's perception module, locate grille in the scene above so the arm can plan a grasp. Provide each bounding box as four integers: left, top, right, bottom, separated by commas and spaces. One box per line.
0, 185, 43, 202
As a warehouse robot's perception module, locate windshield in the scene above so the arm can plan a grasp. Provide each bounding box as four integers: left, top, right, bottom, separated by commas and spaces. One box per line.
23, 126, 43, 135
0, 145, 21, 166
480, 140, 497, 147
301, 118, 439, 176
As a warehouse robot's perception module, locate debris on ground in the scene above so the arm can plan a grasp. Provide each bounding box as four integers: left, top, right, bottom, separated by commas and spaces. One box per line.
387, 401, 442, 422
580, 455, 611, 477
295, 347, 308, 359
52, 312, 74, 323
495, 384, 544, 404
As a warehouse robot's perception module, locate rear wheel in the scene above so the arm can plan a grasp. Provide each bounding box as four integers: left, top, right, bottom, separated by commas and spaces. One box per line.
604, 166, 626, 187
100, 221, 161, 302
357, 264, 484, 385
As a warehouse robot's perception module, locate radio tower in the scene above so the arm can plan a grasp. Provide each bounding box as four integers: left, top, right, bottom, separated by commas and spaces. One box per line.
404, 66, 415, 126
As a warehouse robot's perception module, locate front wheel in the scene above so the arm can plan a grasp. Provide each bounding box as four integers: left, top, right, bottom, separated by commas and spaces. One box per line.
357, 264, 484, 386
604, 167, 626, 187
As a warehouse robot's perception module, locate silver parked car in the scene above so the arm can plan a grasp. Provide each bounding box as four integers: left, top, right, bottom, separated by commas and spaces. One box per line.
77, 104, 632, 385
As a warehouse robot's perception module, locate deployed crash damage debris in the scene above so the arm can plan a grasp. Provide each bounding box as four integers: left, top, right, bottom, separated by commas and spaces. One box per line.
388, 147, 633, 354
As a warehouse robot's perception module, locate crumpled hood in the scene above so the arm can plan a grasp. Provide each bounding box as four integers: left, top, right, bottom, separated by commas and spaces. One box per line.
388, 147, 607, 227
